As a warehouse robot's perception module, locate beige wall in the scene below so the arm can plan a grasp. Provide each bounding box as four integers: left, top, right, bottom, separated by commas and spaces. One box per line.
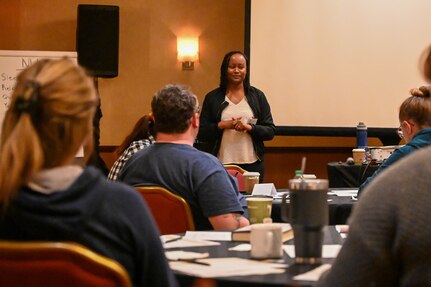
1, 0, 245, 145
1, 0, 387, 187
251, 0, 431, 128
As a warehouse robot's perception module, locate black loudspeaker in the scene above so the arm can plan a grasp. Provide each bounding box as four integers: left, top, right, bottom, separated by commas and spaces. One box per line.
77, 5, 119, 78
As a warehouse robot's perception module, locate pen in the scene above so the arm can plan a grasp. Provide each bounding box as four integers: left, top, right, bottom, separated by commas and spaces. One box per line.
175, 259, 211, 266
164, 237, 182, 244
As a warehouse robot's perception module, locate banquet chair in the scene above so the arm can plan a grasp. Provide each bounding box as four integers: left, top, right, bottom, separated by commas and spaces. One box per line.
224, 164, 247, 192
0, 241, 131, 287
135, 186, 195, 234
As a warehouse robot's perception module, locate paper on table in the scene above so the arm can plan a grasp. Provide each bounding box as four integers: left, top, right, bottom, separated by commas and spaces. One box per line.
160, 234, 181, 244
275, 191, 289, 199
335, 225, 349, 239
165, 250, 209, 261
228, 244, 251, 251
328, 189, 358, 197
164, 238, 220, 249
293, 264, 331, 281
252, 183, 277, 196
283, 245, 342, 258
274, 198, 333, 202
184, 231, 232, 241
335, 225, 349, 233
169, 257, 287, 278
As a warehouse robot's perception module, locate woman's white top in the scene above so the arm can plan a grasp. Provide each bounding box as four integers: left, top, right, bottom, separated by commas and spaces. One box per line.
218, 96, 258, 164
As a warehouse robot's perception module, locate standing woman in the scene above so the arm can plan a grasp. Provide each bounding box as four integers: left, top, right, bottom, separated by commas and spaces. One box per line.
0, 59, 177, 287
198, 51, 275, 182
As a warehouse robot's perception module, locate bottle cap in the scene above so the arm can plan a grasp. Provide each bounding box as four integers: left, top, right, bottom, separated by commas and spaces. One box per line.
357, 122, 367, 129
295, 170, 303, 175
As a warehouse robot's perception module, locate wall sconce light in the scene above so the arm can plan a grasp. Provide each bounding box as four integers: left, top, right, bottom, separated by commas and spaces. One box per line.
177, 37, 199, 70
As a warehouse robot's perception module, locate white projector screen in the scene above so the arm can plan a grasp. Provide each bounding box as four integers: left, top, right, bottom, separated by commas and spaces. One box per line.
249, 0, 431, 128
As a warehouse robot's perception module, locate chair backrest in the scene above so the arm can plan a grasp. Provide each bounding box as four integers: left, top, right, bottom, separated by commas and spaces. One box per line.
224, 164, 247, 192
135, 186, 195, 234
0, 241, 131, 287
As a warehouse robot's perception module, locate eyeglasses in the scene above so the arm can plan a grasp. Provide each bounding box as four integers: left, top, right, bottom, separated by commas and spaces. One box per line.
396, 125, 403, 139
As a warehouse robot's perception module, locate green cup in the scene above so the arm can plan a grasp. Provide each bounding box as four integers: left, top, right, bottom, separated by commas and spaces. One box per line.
246, 197, 273, 224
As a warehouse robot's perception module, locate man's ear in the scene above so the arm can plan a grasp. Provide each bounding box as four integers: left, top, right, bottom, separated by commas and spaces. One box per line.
191, 113, 199, 128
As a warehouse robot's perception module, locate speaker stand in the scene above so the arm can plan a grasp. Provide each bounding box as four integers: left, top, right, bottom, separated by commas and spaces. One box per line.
86, 77, 109, 175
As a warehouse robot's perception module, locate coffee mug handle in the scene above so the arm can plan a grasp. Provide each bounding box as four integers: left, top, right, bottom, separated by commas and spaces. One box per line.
281, 193, 290, 222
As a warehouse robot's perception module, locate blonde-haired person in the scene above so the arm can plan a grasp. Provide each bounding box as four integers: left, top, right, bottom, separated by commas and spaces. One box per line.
0, 59, 177, 287
357, 85, 431, 197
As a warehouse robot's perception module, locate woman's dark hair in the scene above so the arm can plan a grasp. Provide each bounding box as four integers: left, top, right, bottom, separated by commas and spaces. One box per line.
115, 115, 154, 156
219, 50, 250, 93
399, 86, 431, 128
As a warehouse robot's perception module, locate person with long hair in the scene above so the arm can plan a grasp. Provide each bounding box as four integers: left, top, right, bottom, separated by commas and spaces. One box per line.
198, 51, 275, 183
108, 114, 155, 181
358, 85, 431, 197
0, 59, 177, 287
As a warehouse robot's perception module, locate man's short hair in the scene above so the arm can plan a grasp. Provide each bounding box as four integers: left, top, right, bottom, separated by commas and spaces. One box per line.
151, 84, 198, 134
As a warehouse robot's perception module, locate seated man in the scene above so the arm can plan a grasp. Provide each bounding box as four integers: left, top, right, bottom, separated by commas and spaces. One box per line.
119, 84, 249, 231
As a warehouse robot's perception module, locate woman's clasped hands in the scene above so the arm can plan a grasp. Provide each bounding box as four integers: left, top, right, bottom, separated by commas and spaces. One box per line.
219, 117, 250, 133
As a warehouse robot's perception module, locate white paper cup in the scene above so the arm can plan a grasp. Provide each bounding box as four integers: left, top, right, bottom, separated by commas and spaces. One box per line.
352, 148, 365, 165
243, 172, 260, 194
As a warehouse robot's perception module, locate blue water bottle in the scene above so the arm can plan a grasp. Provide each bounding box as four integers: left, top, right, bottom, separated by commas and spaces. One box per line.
356, 122, 368, 148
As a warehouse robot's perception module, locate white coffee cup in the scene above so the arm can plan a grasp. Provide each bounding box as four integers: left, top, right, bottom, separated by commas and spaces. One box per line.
243, 172, 260, 194
352, 148, 365, 165
250, 223, 283, 259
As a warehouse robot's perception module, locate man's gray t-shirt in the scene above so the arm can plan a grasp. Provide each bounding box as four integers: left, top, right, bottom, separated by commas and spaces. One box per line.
119, 143, 247, 230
